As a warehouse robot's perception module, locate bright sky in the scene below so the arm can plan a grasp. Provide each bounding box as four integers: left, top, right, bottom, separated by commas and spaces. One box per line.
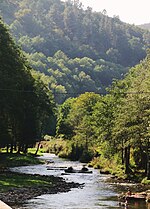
75, 0, 150, 25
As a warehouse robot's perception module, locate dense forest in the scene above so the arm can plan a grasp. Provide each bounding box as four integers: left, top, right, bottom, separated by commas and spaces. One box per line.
0, 0, 150, 181
0, 18, 55, 153
54, 51, 150, 180
1, 0, 150, 102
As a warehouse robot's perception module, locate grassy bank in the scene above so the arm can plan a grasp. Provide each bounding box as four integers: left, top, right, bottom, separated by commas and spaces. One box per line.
89, 155, 150, 185
0, 151, 82, 206
0, 171, 82, 206
40, 137, 94, 162
0, 152, 43, 168
0, 172, 54, 192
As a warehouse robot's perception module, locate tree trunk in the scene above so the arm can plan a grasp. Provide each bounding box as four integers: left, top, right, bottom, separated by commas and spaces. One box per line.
14, 142, 17, 151
121, 148, 124, 164
17, 144, 21, 154
6, 144, 9, 153
146, 139, 150, 179
23, 144, 28, 154
147, 160, 150, 180
35, 142, 41, 156
125, 146, 130, 174
10, 142, 13, 153
121, 138, 124, 164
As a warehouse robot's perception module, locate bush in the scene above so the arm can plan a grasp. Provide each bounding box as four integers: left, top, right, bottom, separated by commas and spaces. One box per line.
141, 177, 150, 185
79, 150, 93, 163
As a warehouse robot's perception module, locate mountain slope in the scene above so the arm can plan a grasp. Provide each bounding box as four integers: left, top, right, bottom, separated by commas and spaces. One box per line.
0, 0, 150, 103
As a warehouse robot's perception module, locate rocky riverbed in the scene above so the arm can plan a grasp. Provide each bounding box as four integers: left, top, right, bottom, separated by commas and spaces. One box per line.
0, 171, 84, 207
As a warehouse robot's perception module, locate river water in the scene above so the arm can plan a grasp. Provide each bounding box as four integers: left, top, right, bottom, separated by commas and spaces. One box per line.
11, 153, 149, 209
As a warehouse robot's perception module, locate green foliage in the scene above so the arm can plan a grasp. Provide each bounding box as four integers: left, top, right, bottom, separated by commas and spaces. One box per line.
141, 177, 150, 185
0, 0, 149, 102
26, 51, 127, 103
0, 18, 55, 153
1, 0, 150, 181
56, 98, 75, 137
89, 155, 126, 178
54, 53, 150, 180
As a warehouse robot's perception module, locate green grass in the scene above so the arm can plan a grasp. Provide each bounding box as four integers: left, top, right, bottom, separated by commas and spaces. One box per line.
0, 152, 60, 194
0, 153, 43, 168
141, 177, 150, 184
28, 148, 46, 155
0, 172, 53, 192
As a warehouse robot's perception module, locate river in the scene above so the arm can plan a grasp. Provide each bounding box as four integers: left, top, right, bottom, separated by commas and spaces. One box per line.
11, 153, 149, 209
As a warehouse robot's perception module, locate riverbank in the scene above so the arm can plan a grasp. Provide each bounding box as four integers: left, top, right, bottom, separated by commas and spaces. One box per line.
0, 152, 43, 168
39, 139, 150, 185
0, 171, 83, 207
0, 152, 149, 208
0, 152, 83, 207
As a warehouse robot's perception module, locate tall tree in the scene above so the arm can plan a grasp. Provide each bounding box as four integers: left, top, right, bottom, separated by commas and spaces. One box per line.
0, 18, 55, 153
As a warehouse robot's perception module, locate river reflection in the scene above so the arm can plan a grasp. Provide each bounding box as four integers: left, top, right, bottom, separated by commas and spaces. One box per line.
11, 154, 149, 209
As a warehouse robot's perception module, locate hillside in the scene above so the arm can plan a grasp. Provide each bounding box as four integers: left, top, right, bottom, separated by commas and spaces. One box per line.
139, 23, 150, 31
0, 0, 150, 103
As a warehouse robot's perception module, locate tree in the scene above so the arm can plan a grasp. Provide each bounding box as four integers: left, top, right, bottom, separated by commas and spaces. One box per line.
0, 18, 55, 153
68, 93, 101, 151
56, 97, 75, 137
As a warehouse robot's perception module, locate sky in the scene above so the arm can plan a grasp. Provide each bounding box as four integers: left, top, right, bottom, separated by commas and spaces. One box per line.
73, 0, 150, 25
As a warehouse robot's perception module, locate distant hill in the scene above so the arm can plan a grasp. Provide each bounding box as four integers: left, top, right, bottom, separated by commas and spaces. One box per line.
138, 23, 150, 31
0, 0, 150, 103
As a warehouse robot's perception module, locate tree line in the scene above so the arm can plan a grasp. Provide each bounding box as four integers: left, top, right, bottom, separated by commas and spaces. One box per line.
0, 1, 149, 181
0, 0, 150, 102
0, 18, 55, 153
56, 51, 150, 180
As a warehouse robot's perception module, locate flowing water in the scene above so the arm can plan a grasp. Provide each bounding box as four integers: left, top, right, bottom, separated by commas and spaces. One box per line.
11, 153, 149, 209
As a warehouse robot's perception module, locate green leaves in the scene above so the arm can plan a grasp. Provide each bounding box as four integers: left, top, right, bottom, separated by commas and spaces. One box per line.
0, 19, 55, 152
1, 0, 149, 103
56, 52, 150, 178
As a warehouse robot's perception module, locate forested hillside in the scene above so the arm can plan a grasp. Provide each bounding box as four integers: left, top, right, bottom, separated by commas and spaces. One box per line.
1, 0, 150, 102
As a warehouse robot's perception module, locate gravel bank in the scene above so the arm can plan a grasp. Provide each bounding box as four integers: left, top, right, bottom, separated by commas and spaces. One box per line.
0, 172, 84, 208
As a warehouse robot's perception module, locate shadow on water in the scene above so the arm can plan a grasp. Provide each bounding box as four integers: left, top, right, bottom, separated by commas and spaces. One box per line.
11, 154, 149, 209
